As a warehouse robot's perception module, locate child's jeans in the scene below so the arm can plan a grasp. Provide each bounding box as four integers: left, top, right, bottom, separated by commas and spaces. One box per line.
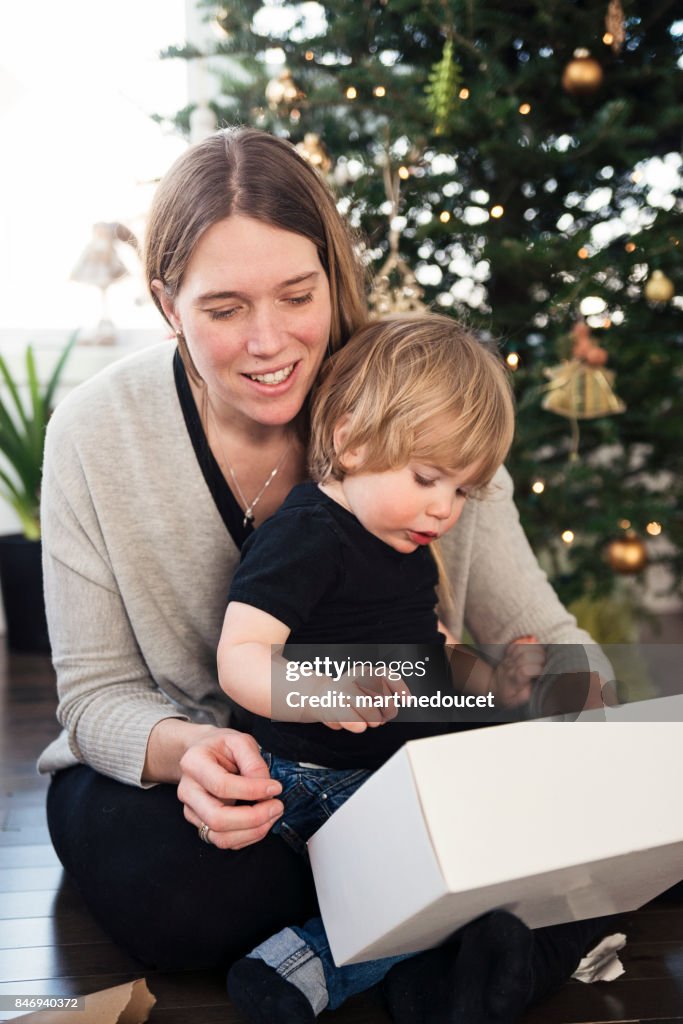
247, 751, 413, 1013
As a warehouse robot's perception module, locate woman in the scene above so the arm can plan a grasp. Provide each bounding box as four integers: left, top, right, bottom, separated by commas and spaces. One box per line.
39, 127, 611, 1022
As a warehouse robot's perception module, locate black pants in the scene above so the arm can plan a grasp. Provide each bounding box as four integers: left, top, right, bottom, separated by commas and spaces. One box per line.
47, 765, 319, 971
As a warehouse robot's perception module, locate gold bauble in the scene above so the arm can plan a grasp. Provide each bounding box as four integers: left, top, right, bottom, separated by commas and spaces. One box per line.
562, 49, 603, 95
605, 532, 648, 574
644, 270, 675, 303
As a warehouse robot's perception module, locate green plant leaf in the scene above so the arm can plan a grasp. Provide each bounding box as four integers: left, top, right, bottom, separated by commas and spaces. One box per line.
0, 352, 31, 433
0, 334, 75, 539
43, 331, 78, 412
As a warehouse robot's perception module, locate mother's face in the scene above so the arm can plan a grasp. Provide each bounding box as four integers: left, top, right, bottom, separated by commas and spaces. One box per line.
154, 215, 332, 430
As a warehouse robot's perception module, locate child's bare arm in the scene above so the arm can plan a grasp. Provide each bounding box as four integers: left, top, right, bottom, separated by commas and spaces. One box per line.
217, 602, 393, 732
218, 602, 292, 718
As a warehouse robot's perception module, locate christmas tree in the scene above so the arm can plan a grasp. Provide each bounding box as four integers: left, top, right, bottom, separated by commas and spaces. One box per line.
161, 1, 683, 615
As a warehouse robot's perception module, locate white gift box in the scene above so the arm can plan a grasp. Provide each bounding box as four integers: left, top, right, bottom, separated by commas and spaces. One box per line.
308, 698, 683, 966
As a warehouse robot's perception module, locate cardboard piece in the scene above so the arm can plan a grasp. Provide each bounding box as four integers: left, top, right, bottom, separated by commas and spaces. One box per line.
7, 980, 156, 1024
308, 702, 683, 966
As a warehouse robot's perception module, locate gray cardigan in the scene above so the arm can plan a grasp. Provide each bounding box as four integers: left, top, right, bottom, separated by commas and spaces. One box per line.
38, 342, 603, 787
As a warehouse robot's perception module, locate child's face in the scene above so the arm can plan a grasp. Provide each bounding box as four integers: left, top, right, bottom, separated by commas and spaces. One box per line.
339, 460, 480, 553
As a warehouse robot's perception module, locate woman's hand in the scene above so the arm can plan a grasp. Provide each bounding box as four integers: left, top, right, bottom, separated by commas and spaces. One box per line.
177, 728, 285, 850
146, 720, 284, 850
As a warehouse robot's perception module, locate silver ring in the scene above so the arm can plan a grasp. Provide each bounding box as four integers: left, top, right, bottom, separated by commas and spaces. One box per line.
198, 822, 212, 844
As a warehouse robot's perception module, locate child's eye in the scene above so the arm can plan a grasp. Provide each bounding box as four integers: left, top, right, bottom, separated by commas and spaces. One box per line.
414, 473, 436, 487
286, 292, 314, 306
456, 488, 470, 499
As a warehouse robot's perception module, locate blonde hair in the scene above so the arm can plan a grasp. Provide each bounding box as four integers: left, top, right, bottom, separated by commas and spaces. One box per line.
309, 314, 515, 612
144, 127, 367, 378
309, 314, 515, 491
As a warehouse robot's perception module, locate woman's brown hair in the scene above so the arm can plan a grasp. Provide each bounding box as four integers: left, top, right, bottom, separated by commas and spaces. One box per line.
144, 127, 367, 375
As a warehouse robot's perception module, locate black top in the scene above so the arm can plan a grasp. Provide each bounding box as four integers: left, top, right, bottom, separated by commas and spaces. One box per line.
173, 349, 252, 550
228, 482, 470, 770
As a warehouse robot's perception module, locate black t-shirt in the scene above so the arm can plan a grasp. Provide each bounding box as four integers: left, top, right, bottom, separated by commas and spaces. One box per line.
228, 482, 468, 769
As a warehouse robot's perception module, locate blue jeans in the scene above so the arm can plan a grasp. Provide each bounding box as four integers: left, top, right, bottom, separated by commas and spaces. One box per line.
248, 752, 413, 1013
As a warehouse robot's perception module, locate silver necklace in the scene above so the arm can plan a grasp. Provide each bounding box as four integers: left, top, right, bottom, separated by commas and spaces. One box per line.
209, 405, 291, 528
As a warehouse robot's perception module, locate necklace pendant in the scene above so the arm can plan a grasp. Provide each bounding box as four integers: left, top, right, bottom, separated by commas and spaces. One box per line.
243, 510, 255, 528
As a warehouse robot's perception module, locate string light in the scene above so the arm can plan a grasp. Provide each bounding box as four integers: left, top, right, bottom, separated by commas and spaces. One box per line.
578, 247, 589, 259
625, 242, 636, 252
618, 518, 631, 529
439, 211, 451, 223
373, 85, 386, 97
346, 86, 358, 99
603, 32, 614, 45
491, 205, 504, 218
562, 530, 575, 544
398, 166, 410, 180
646, 521, 662, 536
506, 352, 520, 369
459, 87, 470, 99
290, 108, 301, 123
305, 50, 315, 61
519, 103, 531, 115
531, 480, 545, 494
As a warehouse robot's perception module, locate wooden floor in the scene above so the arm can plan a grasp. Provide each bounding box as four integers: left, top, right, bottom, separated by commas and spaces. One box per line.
2, 637, 683, 1023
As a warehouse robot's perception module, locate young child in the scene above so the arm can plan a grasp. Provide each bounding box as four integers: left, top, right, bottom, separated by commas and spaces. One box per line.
218, 314, 545, 1024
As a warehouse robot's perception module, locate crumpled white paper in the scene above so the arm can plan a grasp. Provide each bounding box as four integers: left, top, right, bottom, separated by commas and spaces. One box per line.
571, 932, 627, 983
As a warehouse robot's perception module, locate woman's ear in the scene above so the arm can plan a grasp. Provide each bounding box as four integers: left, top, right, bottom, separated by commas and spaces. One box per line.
333, 417, 365, 471
151, 279, 181, 332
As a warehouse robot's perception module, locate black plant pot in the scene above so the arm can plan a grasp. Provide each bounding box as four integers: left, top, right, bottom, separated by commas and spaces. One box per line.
0, 534, 50, 653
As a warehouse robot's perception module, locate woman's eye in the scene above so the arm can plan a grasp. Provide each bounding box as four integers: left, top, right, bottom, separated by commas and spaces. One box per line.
286, 292, 314, 306
208, 308, 239, 321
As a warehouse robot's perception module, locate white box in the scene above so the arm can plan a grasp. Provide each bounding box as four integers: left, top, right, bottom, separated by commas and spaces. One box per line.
308, 704, 683, 966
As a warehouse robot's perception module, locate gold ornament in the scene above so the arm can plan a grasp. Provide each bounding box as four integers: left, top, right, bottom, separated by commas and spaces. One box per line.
543, 322, 625, 420
295, 133, 332, 173
605, 532, 648, 574
266, 68, 306, 110
368, 157, 427, 316
644, 270, 675, 303
561, 49, 603, 96
542, 362, 626, 419
542, 321, 625, 458
368, 252, 426, 316
605, 0, 626, 53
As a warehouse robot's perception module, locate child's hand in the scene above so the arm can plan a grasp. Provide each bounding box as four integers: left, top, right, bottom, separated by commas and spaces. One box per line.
491, 635, 545, 707
323, 672, 412, 733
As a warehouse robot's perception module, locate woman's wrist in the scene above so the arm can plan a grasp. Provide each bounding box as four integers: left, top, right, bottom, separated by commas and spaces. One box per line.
142, 718, 221, 784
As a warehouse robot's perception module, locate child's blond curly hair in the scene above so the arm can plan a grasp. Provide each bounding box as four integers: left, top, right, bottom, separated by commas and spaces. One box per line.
309, 313, 515, 494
